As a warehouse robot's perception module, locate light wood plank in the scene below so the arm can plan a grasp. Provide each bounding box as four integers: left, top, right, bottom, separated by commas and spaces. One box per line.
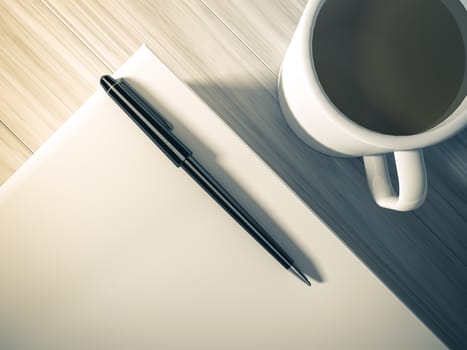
199, 0, 306, 74
41, 0, 138, 71
0, 123, 31, 184
0, 0, 109, 152
42, 0, 274, 85
42, 1, 467, 348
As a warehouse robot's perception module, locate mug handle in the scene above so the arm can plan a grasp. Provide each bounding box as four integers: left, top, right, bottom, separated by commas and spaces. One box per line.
363, 150, 427, 211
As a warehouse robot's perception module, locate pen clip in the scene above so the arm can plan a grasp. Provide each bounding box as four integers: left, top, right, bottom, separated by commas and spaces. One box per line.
140, 101, 174, 130
122, 78, 174, 131
153, 111, 173, 130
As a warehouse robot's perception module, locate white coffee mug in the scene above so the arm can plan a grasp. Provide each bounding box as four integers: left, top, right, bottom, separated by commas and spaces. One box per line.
279, 0, 467, 211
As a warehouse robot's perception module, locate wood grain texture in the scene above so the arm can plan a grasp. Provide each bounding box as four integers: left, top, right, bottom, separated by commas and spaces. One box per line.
42, 0, 274, 86
1, 0, 466, 347
199, 0, 307, 73
0, 0, 108, 151
415, 137, 467, 266
0, 122, 31, 184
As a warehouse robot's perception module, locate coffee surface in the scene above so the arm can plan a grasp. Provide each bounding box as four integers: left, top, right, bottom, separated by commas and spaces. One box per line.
312, 0, 465, 135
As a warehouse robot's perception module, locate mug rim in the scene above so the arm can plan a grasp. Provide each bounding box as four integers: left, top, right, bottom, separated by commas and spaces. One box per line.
306, 0, 467, 150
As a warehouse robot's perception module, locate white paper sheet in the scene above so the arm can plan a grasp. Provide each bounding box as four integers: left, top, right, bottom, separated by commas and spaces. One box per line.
0, 46, 444, 350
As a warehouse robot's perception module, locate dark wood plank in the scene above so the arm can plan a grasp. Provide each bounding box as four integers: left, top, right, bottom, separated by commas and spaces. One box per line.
414, 131, 467, 266
424, 130, 467, 221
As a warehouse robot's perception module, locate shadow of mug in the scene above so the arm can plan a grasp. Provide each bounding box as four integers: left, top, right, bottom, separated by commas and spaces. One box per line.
127, 78, 324, 283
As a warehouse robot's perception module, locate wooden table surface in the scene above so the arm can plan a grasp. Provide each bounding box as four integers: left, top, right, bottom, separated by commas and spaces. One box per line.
0, 1, 466, 348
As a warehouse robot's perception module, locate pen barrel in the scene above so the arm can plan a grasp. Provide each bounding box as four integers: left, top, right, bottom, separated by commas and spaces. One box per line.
105, 78, 192, 166
100, 75, 299, 277
182, 158, 294, 269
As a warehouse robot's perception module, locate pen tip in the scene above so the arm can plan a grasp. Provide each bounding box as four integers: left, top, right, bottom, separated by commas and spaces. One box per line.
289, 265, 311, 286
100, 75, 118, 91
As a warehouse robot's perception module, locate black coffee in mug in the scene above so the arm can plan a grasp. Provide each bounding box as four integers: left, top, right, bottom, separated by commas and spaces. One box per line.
312, 0, 466, 135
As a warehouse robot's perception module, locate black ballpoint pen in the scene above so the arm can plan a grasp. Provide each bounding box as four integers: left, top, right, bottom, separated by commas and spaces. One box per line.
100, 75, 310, 286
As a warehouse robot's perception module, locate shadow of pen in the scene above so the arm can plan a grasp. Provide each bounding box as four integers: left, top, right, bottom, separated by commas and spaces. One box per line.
127, 78, 324, 283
